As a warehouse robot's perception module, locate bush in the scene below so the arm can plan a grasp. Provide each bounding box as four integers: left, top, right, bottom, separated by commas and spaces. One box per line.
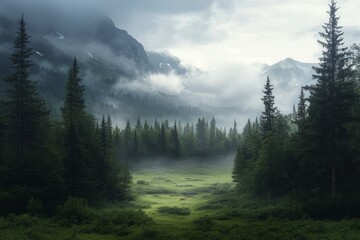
80, 209, 153, 235
193, 215, 214, 232
57, 197, 92, 224
136, 180, 150, 185
302, 195, 360, 219
158, 206, 190, 215
7, 214, 38, 227
26, 198, 43, 216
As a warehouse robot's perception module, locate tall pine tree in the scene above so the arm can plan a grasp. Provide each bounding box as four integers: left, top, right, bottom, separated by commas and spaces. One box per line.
61, 58, 93, 199
261, 76, 276, 137
305, 0, 357, 197
0, 15, 61, 214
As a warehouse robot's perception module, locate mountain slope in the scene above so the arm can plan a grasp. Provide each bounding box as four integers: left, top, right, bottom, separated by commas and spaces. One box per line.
262, 58, 317, 112
0, 11, 203, 122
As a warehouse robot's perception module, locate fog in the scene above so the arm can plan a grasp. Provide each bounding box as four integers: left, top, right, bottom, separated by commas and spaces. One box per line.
130, 153, 237, 172
2, 0, 355, 129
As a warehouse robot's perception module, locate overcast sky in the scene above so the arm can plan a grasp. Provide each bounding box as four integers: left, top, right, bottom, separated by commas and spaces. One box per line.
3, 0, 360, 126
102, 0, 360, 69
8, 0, 359, 68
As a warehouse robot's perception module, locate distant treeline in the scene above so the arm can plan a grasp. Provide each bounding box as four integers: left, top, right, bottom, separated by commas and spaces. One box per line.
233, 1, 360, 218
112, 117, 239, 161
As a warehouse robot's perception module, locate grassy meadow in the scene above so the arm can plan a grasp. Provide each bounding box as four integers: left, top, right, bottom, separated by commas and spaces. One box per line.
1, 156, 360, 239
132, 157, 234, 225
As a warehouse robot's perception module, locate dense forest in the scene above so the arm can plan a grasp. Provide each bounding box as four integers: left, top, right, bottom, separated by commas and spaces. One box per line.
0, 15, 133, 215
233, 1, 360, 218
1, 1, 360, 239
0, 14, 239, 216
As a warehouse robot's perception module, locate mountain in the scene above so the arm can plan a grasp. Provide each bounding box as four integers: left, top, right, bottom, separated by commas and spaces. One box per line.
0, 10, 202, 122
263, 58, 316, 89
147, 51, 189, 75
262, 58, 317, 112
0, 4, 319, 125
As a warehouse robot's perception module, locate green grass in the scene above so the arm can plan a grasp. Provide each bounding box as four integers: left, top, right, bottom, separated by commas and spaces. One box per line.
132, 160, 233, 225
1, 158, 360, 239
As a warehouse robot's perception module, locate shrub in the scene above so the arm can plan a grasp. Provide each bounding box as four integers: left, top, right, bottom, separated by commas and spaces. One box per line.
158, 206, 190, 215
136, 180, 150, 185
57, 197, 92, 224
7, 213, 38, 227
26, 198, 43, 216
81, 209, 152, 235
193, 215, 214, 232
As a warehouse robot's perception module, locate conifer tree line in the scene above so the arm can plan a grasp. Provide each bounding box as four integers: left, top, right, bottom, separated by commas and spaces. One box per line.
113, 116, 239, 161
233, 1, 360, 214
0, 15, 131, 215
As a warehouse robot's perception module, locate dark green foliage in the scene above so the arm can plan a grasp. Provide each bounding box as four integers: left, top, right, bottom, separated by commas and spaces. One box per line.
192, 216, 214, 232
169, 121, 181, 157
196, 117, 209, 156
157, 206, 191, 215
296, 88, 307, 135
61, 58, 97, 200
304, 0, 358, 197
0, 16, 132, 216
232, 119, 261, 188
56, 197, 91, 225
261, 76, 276, 136
108, 116, 236, 161
26, 198, 43, 216
233, 1, 360, 218
0, 15, 63, 215
61, 60, 132, 203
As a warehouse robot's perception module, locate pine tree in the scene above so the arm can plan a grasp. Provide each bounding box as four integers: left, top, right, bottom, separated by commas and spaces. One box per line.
133, 129, 139, 159
209, 117, 216, 152
123, 120, 133, 158
196, 118, 209, 156
159, 123, 167, 155
297, 88, 307, 135
61, 58, 93, 199
260, 76, 276, 136
0, 15, 61, 214
305, 0, 357, 197
113, 125, 123, 162
229, 120, 239, 150
170, 121, 181, 157
2, 15, 49, 181
106, 114, 113, 148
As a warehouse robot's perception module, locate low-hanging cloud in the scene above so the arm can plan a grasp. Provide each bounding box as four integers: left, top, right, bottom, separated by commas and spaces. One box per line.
2, 0, 353, 128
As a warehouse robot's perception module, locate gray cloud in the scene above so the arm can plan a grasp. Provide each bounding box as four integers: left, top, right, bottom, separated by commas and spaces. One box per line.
2, 0, 359, 128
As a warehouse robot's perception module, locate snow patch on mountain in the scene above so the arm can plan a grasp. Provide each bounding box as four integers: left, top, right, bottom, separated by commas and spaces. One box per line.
35, 50, 43, 57
55, 31, 64, 39
85, 51, 98, 60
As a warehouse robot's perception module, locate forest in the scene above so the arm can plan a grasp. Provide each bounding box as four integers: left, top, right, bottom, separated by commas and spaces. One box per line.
1, 1, 360, 239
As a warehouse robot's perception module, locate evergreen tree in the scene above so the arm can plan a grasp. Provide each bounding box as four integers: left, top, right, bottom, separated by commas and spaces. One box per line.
260, 76, 276, 136
170, 121, 181, 157
297, 88, 307, 135
0, 15, 61, 214
305, 0, 357, 197
113, 125, 123, 162
133, 129, 139, 159
196, 118, 209, 156
209, 117, 216, 152
229, 120, 239, 150
159, 123, 167, 155
123, 120, 133, 158
61, 58, 94, 199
